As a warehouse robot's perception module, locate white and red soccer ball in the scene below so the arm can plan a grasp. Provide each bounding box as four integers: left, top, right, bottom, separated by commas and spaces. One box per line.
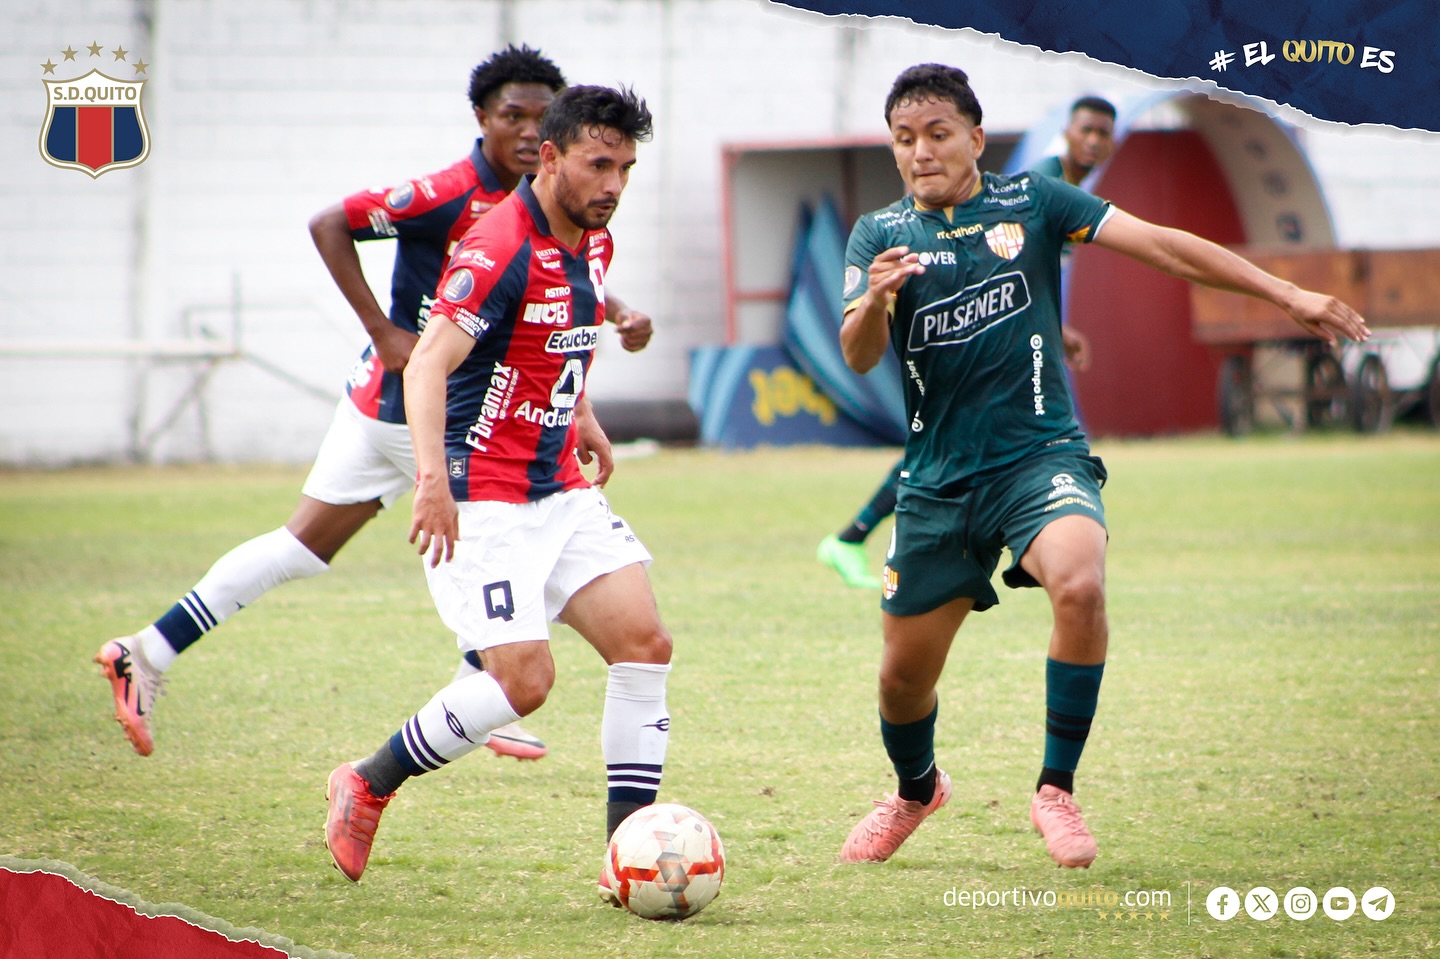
604, 803, 725, 920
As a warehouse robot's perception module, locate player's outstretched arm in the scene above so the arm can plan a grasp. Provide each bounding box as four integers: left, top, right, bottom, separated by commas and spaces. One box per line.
606, 294, 653, 352
403, 320, 472, 567
574, 395, 614, 487
841, 245, 925, 373
1094, 210, 1371, 346
309, 202, 419, 373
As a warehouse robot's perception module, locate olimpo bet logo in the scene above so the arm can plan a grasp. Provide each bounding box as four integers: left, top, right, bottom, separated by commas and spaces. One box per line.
39, 41, 150, 177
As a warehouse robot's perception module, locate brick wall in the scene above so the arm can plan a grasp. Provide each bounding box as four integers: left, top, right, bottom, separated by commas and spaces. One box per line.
3, 0, 1436, 464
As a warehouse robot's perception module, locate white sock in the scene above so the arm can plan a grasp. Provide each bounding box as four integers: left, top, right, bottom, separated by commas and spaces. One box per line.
395, 672, 521, 772
147, 527, 327, 671
602, 662, 672, 805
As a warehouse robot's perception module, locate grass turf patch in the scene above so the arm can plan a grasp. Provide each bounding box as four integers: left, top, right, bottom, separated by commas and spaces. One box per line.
1, 432, 1435, 957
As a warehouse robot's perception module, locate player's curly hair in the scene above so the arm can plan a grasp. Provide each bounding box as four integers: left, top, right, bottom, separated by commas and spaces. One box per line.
540, 85, 654, 151
885, 63, 983, 127
468, 44, 567, 109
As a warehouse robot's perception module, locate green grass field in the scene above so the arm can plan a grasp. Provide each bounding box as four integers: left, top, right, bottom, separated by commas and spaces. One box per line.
1, 433, 1436, 958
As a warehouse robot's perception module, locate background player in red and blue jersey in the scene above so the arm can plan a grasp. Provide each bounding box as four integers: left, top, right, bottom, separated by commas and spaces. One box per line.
95, 46, 651, 762
323, 86, 672, 899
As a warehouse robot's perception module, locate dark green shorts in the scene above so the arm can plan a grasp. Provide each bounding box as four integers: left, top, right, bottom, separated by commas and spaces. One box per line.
880, 451, 1108, 616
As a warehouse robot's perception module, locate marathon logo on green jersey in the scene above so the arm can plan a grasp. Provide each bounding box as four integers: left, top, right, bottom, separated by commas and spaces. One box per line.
907, 271, 1031, 351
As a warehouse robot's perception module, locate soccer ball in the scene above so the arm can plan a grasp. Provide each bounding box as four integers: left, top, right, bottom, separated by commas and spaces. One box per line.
605, 803, 725, 920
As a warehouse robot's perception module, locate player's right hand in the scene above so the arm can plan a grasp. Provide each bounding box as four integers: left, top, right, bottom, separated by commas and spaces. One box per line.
868, 245, 925, 302
373, 326, 421, 375
410, 477, 459, 567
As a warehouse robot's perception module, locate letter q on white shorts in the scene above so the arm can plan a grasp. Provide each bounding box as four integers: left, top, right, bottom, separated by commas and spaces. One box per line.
301, 399, 417, 508
424, 486, 652, 651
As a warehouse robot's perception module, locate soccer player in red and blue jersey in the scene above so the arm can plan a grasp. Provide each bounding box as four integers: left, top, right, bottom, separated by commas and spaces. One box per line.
323, 86, 668, 898
94, 46, 651, 761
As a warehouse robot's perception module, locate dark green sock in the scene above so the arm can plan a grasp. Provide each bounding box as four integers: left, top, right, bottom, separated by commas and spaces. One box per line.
881, 701, 939, 804
1038, 658, 1105, 795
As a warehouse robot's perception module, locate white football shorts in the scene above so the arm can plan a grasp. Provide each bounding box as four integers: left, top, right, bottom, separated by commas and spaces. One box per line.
300, 398, 416, 508
423, 486, 652, 650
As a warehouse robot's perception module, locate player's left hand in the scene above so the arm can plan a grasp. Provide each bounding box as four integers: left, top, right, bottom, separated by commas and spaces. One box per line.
613, 308, 653, 352
1061, 326, 1091, 371
575, 407, 615, 487
1287, 289, 1370, 345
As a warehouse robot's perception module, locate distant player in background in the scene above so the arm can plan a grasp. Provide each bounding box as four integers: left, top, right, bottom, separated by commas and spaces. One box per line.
836, 63, 1367, 869
323, 86, 672, 899
94, 45, 652, 760
816, 95, 1114, 589
1031, 95, 1116, 188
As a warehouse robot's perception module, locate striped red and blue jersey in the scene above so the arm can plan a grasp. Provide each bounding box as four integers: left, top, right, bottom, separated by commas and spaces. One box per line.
425, 177, 612, 504
341, 141, 510, 424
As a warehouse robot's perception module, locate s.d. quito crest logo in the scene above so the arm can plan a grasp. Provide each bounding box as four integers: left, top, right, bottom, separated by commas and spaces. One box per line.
39, 41, 151, 177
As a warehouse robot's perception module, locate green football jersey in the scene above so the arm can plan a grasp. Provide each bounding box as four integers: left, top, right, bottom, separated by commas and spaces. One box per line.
842, 171, 1112, 492
1029, 154, 1066, 181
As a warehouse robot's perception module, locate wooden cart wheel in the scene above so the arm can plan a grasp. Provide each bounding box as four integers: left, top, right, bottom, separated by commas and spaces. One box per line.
1303, 350, 1348, 428
1350, 353, 1393, 433
1218, 353, 1254, 436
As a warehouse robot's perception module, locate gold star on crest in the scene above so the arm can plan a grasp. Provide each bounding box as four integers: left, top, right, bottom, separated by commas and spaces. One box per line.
112, 46, 128, 61
41, 59, 57, 74
133, 58, 149, 75
87, 41, 103, 56
62, 46, 78, 60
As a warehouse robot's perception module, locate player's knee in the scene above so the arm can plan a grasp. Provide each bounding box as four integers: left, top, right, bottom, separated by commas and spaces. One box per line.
1048, 568, 1106, 618
877, 667, 933, 710
488, 654, 556, 716
501, 669, 555, 717
633, 624, 673, 666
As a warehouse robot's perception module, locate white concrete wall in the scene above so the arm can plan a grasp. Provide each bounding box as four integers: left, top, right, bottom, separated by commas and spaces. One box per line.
4, 0, 1437, 464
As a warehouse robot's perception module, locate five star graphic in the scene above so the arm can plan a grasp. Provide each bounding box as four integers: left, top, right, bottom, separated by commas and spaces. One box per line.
43, 42, 150, 75
1095, 908, 1170, 921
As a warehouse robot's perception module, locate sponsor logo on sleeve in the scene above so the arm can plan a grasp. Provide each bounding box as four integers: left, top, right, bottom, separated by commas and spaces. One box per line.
367, 208, 397, 237
385, 182, 415, 211
453, 249, 496, 271
443, 268, 475, 301
453, 307, 489, 339
843, 265, 863, 297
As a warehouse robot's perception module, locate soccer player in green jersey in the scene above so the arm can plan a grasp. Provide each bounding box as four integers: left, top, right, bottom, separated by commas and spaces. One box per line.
816, 95, 1112, 589
1031, 95, 1117, 187
836, 63, 1369, 868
